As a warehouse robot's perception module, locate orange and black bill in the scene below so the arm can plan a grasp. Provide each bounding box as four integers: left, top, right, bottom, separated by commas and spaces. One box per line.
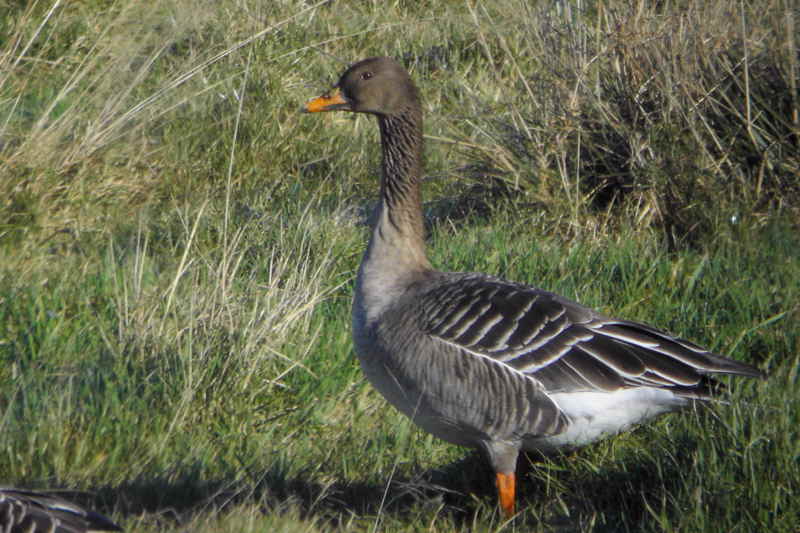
303, 87, 350, 113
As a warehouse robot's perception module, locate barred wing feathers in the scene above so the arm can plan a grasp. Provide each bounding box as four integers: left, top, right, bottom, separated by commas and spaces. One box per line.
419, 274, 762, 397
0, 489, 121, 533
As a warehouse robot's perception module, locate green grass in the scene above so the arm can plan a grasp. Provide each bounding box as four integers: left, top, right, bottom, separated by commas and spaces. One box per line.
1, 0, 798, 531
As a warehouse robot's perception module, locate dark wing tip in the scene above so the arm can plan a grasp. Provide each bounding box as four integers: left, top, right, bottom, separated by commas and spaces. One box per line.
599, 321, 767, 382
85, 510, 124, 532
703, 353, 766, 380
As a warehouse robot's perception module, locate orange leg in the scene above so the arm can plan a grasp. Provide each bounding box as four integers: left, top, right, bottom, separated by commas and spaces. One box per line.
495, 471, 516, 517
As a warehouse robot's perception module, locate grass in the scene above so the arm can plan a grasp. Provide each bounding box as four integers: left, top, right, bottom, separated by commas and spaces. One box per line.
1, 0, 798, 531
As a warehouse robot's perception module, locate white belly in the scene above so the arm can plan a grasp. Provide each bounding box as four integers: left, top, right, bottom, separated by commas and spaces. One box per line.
526, 388, 689, 451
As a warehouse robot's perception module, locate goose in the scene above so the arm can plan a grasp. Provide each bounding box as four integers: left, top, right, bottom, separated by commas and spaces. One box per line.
303, 56, 763, 516
0, 488, 121, 532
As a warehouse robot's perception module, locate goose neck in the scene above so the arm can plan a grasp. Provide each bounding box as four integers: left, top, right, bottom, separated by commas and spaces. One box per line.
372, 110, 429, 270
354, 109, 431, 320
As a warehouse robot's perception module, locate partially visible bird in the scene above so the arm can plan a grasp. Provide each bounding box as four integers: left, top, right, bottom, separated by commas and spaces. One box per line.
0, 488, 121, 533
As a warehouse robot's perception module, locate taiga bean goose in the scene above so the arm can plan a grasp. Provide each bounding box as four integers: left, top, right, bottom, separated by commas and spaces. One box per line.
303, 56, 763, 516
0, 488, 121, 532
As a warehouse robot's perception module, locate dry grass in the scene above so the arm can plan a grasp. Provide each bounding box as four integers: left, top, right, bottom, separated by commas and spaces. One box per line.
448, 0, 798, 244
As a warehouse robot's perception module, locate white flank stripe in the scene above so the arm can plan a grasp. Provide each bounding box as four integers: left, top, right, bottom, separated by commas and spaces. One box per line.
469, 312, 505, 347
593, 325, 660, 348
433, 299, 473, 333
448, 302, 492, 338
577, 342, 642, 378
518, 307, 568, 347
433, 336, 549, 389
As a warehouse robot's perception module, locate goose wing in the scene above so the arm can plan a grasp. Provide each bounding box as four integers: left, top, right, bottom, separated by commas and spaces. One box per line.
419, 273, 761, 396
0, 489, 121, 533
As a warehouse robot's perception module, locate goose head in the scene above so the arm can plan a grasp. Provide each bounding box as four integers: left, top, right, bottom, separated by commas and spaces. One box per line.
304, 56, 419, 116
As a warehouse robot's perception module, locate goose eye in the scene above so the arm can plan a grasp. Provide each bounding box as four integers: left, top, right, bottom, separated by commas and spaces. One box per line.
361, 71, 373, 80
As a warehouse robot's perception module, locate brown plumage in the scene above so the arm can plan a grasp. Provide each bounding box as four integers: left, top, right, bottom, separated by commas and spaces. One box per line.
303, 56, 763, 516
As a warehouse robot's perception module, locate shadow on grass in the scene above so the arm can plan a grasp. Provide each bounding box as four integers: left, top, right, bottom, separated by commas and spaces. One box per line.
92, 435, 696, 531
104, 460, 487, 530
